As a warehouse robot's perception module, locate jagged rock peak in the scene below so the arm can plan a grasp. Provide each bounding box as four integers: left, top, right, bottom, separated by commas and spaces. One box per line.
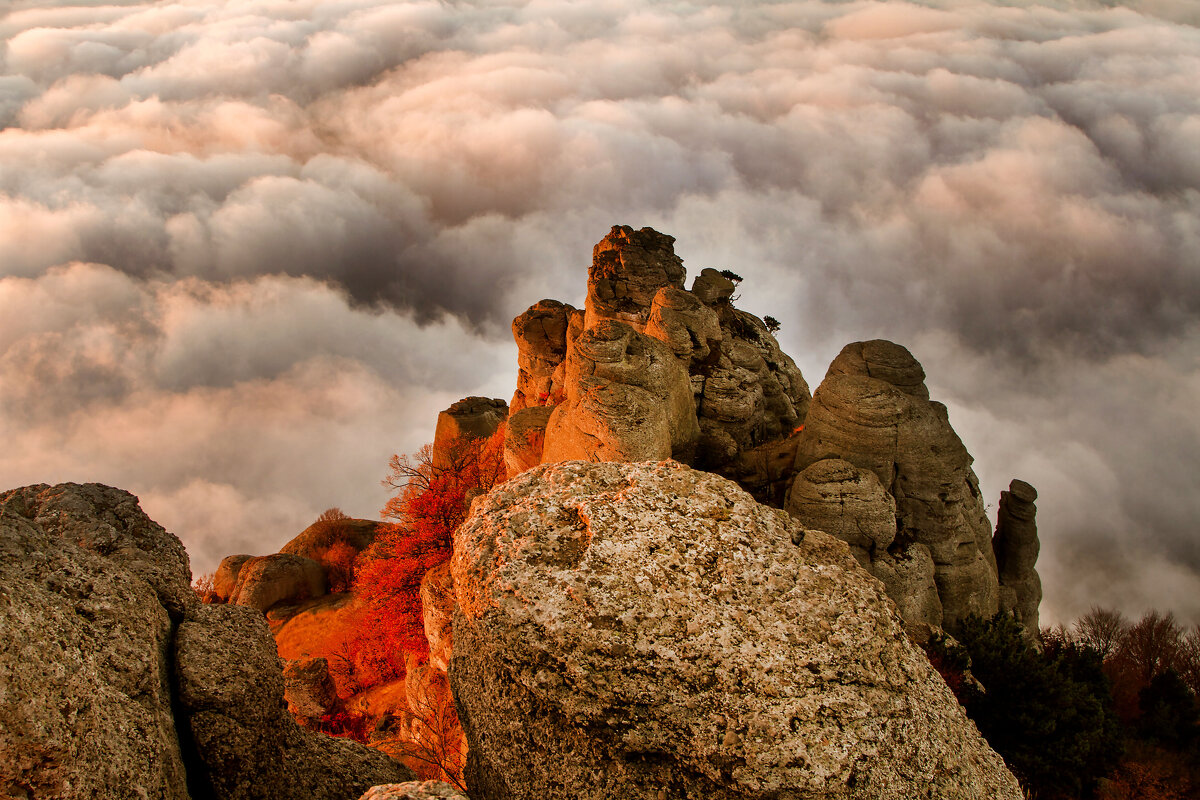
451, 460, 1023, 800
586, 225, 686, 330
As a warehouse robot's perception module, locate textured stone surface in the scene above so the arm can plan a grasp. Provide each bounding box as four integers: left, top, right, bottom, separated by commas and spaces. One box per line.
0, 481, 413, 800
503, 405, 554, 479
0, 483, 192, 800
176, 603, 413, 800
543, 320, 698, 464
690, 267, 736, 306
993, 479, 1042, 636
644, 286, 722, 366
511, 300, 575, 412
283, 657, 338, 723
229, 553, 326, 612
360, 781, 469, 800
793, 341, 1000, 634
786, 458, 896, 565
451, 461, 1022, 800
586, 225, 686, 330
421, 561, 456, 673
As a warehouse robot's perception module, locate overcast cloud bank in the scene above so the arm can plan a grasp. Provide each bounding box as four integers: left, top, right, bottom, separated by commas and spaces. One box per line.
1, 0, 1198, 623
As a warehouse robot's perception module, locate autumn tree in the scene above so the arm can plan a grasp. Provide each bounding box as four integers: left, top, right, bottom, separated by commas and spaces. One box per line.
1076, 607, 1130, 661
353, 428, 506, 660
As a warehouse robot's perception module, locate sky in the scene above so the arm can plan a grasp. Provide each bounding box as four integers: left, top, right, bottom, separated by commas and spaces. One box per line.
1, 0, 1198, 627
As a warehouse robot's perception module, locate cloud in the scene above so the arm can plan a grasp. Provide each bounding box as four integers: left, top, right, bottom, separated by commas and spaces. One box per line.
1, 0, 1198, 621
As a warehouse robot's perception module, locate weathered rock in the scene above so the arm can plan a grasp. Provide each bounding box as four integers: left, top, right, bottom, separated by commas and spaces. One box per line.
0, 482, 412, 800
542, 320, 699, 464
511, 300, 575, 412
0, 483, 192, 800
503, 405, 554, 479
360, 781, 469, 800
280, 518, 384, 561
993, 479, 1042, 635
868, 543, 944, 636
433, 397, 508, 470
644, 286, 722, 366
420, 561, 455, 673
786, 458, 896, 565
793, 341, 1001, 634
690, 267, 736, 306
283, 657, 338, 723
585, 225, 686, 330
451, 461, 1022, 800
213, 554, 254, 602
718, 431, 805, 507
229, 553, 326, 612
695, 309, 810, 473
176, 602, 413, 799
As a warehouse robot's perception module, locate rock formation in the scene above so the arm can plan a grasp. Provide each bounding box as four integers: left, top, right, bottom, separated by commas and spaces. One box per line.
283, 657, 339, 723
360, 781, 469, 800
226, 553, 327, 611
993, 479, 1042, 635
791, 341, 1000, 634
0, 482, 412, 800
450, 461, 1022, 800
433, 397, 508, 469
280, 517, 384, 561
499, 227, 1040, 637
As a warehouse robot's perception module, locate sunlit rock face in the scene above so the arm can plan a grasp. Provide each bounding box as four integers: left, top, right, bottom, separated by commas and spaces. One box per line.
433, 397, 509, 470
585, 225, 686, 331
450, 461, 1022, 800
792, 341, 1001, 635
0, 482, 412, 800
510, 299, 577, 413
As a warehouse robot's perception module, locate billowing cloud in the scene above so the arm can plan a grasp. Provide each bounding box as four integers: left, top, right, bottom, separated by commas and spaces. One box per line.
1, 0, 1198, 624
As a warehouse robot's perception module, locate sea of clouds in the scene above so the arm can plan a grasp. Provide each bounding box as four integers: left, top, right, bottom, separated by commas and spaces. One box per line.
2, 0, 1198, 624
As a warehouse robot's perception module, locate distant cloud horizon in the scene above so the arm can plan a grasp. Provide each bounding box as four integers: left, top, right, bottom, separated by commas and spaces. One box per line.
2, 0, 1198, 627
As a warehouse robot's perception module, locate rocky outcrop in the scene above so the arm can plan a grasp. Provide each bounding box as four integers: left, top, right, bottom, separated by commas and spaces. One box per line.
280, 517, 384, 562
0, 482, 412, 800
792, 341, 1001, 634
214, 554, 254, 602
283, 657, 338, 723
993, 479, 1041, 636
228, 553, 326, 612
450, 461, 1022, 800
644, 287, 722, 366
585, 225, 686, 330
510, 300, 576, 412
542, 320, 699, 464
502, 405, 553, 478
433, 397, 508, 469
420, 562, 455, 673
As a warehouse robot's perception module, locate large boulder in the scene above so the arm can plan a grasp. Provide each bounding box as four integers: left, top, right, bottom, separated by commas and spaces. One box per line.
993, 479, 1042, 636
229, 553, 327, 612
0, 483, 192, 800
450, 461, 1022, 800
176, 603, 412, 800
503, 405, 554, 479
542, 320, 699, 464
213, 554, 254, 602
793, 341, 1001, 634
283, 657, 338, 723
644, 286, 722, 366
360, 782, 468, 800
585, 225, 686, 331
785, 458, 896, 565
0, 482, 413, 800
420, 561, 456, 673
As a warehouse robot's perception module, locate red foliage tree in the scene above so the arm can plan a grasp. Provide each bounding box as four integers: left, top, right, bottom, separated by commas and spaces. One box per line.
352, 428, 506, 661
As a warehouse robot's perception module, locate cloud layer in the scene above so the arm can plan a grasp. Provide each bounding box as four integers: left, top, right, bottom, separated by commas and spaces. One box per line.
2, 0, 1198, 624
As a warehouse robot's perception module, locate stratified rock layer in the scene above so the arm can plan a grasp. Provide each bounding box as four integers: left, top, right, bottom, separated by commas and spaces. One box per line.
0, 482, 412, 800
586, 225, 686, 330
450, 461, 1022, 800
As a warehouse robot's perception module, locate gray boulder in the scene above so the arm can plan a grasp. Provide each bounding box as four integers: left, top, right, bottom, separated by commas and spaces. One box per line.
451, 461, 1022, 800
0, 482, 413, 800
283, 657, 338, 723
